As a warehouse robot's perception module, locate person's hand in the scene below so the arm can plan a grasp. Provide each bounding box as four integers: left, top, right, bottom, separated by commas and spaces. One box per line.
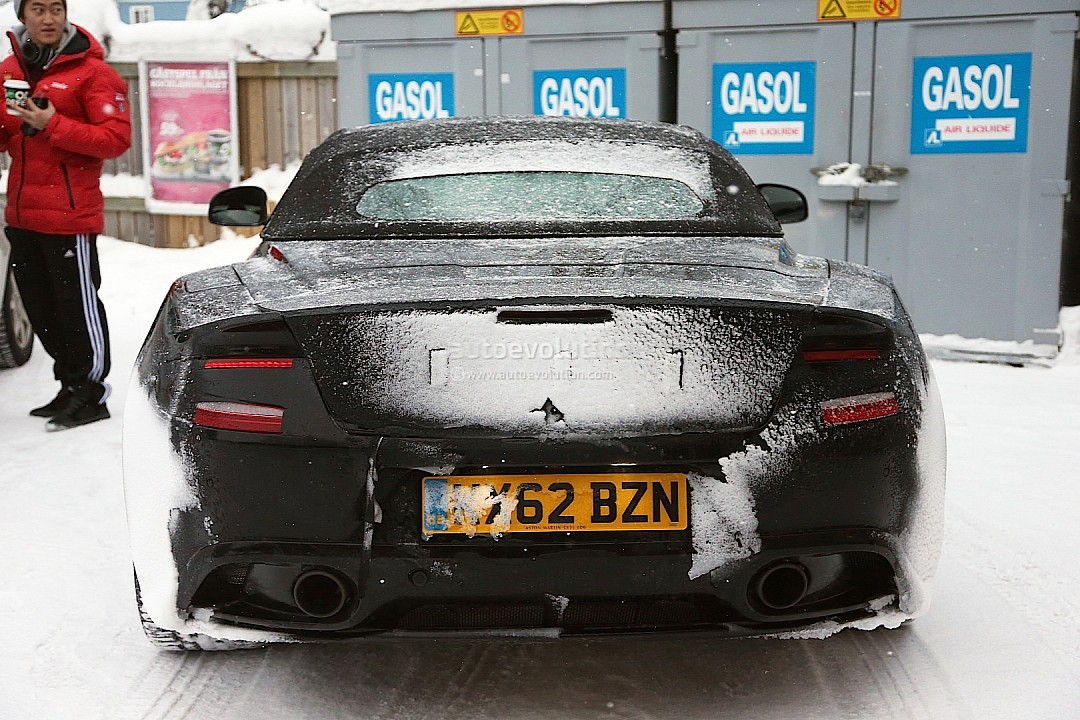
7, 97, 55, 131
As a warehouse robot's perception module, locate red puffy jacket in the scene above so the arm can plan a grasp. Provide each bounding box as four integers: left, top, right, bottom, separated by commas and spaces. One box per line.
0, 24, 131, 235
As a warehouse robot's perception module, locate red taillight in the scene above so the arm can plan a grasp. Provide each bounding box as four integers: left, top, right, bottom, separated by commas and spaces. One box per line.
800, 314, 889, 362
820, 392, 899, 426
203, 358, 294, 369
193, 401, 284, 434
802, 348, 881, 362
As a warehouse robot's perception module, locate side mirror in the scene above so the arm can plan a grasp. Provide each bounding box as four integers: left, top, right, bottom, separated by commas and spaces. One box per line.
208, 186, 269, 227
757, 183, 808, 224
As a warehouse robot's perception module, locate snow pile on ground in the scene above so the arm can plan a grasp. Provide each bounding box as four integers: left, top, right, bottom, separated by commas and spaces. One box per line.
1058, 305, 1080, 364
921, 304, 1080, 366
94, 160, 300, 203
242, 161, 302, 200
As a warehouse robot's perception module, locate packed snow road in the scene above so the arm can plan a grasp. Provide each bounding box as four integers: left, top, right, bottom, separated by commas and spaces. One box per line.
1, 238, 1078, 719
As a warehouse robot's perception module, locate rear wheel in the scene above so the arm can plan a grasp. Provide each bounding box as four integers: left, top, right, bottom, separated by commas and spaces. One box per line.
0, 268, 33, 368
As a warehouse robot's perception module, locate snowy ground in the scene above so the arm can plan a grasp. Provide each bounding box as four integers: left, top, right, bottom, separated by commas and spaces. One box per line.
1, 235, 1079, 719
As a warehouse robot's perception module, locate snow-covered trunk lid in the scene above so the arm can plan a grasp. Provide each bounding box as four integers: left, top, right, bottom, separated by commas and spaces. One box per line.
284, 302, 807, 437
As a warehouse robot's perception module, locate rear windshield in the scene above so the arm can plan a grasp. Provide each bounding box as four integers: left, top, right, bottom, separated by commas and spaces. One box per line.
355, 172, 706, 221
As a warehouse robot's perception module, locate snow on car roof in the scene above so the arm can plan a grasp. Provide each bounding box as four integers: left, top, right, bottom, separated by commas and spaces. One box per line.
264, 116, 781, 239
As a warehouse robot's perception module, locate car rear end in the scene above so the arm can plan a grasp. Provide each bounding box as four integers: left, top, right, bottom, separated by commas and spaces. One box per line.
127, 258, 943, 643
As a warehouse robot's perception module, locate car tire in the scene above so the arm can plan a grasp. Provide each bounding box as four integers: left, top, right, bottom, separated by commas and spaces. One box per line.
134, 569, 266, 652
0, 267, 33, 368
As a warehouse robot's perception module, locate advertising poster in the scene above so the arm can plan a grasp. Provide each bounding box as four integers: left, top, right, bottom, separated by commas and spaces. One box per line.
140, 60, 239, 214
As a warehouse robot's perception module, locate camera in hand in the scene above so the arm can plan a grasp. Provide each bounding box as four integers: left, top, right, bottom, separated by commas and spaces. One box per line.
22, 97, 49, 136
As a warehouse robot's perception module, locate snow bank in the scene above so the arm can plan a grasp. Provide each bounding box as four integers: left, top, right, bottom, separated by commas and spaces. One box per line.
2, 0, 334, 63
324, 0, 655, 14
243, 161, 302, 200
1054, 305, 1080, 365
1, 0, 657, 64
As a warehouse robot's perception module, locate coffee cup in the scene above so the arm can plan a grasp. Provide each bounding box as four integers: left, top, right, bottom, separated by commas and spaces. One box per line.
4, 79, 30, 115
208, 128, 231, 159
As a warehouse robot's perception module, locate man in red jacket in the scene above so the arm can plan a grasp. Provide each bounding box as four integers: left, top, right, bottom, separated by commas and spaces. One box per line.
2, 0, 131, 430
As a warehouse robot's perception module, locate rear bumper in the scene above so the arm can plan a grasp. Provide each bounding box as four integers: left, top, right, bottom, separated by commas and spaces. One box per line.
135, 388, 940, 642
180, 528, 901, 638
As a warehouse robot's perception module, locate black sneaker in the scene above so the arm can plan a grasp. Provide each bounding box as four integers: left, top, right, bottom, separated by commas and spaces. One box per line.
46, 397, 110, 431
30, 387, 74, 418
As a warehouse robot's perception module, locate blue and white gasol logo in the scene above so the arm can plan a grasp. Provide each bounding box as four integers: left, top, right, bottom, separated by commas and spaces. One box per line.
369, 73, 454, 124
712, 61, 816, 155
911, 53, 1031, 154
534, 68, 626, 118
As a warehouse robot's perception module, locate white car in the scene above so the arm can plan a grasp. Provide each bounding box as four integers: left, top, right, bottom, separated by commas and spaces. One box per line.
0, 234, 33, 368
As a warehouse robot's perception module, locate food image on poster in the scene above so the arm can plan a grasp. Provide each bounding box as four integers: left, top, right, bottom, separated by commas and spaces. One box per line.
152, 128, 232, 181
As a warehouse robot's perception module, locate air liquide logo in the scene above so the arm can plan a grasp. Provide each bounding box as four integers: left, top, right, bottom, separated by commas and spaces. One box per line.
534, 69, 626, 118
369, 73, 454, 124
911, 53, 1031, 154
712, 61, 816, 155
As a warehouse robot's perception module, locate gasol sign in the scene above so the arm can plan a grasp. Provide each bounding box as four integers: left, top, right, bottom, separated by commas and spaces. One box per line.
911, 53, 1031, 154
533, 69, 626, 118
369, 73, 454, 124
712, 61, 816, 155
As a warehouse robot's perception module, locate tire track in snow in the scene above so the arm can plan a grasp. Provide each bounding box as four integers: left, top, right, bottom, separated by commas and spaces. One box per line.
101, 628, 973, 720
109, 651, 205, 719
797, 625, 970, 720
433, 642, 494, 715
109, 649, 269, 720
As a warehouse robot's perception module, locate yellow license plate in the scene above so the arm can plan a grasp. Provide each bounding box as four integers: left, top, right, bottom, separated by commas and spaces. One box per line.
421, 473, 687, 535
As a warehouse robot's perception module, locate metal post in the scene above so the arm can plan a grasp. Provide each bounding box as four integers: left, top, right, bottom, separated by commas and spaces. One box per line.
658, 0, 678, 123
1061, 35, 1080, 307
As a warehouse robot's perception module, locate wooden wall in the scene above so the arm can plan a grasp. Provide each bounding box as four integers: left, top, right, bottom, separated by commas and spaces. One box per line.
237, 63, 339, 176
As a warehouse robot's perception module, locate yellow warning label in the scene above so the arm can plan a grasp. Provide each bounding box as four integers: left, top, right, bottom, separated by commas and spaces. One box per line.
818, 0, 901, 21
456, 9, 525, 36
458, 14, 480, 35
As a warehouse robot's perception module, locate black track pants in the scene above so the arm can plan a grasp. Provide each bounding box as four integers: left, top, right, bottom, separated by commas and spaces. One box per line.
5, 228, 111, 401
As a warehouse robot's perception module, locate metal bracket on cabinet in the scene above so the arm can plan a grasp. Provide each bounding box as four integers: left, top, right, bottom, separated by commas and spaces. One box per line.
812, 163, 907, 220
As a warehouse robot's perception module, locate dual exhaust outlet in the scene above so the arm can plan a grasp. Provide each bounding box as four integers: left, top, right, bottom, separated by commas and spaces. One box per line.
293, 562, 813, 619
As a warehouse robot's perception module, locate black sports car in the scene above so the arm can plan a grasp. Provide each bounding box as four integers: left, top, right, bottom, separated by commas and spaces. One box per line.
123, 116, 945, 650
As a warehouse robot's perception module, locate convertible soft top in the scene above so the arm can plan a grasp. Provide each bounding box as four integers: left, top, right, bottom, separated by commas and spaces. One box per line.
263, 116, 783, 240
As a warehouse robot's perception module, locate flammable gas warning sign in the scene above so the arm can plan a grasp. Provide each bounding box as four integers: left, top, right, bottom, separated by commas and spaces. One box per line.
456, 8, 524, 36
818, 0, 901, 22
